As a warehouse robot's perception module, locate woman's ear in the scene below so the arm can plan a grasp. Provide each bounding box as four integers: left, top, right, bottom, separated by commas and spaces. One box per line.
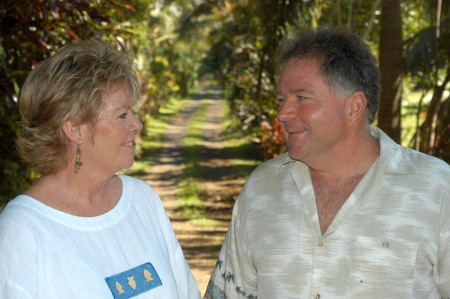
346, 91, 367, 126
62, 118, 83, 143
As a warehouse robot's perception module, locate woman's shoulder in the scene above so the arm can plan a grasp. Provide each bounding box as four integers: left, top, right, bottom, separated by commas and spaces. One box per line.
119, 174, 149, 187
0, 195, 40, 222
119, 175, 162, 206
0, 196, 41, 247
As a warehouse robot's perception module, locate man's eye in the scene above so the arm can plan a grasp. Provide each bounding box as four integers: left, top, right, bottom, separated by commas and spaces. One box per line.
278, 98, 285, 105
297, 96, 307, 101
119, 113, 127, 119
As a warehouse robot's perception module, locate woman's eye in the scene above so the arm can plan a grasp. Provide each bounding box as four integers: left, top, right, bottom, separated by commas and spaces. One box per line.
119, 113, 127, 119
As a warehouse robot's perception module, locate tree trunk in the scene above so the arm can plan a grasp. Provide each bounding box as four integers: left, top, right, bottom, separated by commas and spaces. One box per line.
378, 0, 403, 143
419, 67, 450, 154
419, 0, 447, 155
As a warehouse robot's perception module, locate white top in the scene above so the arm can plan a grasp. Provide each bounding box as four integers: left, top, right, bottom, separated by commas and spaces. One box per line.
205, 127, 450, 299
0, 175, 200, 299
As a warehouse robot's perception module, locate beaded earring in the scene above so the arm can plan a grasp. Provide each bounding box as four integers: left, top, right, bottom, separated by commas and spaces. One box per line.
75, 143, 83, 173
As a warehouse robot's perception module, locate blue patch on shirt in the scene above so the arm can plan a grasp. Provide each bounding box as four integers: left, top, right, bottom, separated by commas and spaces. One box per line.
105, 263, 162, 299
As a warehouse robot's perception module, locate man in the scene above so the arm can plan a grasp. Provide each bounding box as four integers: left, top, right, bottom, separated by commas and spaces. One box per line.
204, 27, 450, 298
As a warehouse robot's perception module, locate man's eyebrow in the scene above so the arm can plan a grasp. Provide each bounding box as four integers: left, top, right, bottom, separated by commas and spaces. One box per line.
289, 88, 313, 94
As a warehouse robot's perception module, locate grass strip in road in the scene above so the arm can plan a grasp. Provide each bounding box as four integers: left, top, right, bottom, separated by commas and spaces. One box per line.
176, 98, 218, 226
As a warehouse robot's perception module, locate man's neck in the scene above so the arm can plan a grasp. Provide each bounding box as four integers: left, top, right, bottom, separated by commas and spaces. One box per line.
308, 128, 380, 182
308, 128, 380, 235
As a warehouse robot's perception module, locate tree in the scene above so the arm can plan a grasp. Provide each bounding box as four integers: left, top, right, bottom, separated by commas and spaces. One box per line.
378, 0, 403, 142
418, 0, 449, 156
404, 0, 450, 158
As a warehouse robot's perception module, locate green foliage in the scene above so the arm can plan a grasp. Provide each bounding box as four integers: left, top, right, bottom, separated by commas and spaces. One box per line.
0, 95, 33, 204
405, 20, 450, 78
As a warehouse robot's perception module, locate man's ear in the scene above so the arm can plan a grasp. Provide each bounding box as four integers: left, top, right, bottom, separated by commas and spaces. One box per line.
62, 118, 83, 143
347, 91, 367, 126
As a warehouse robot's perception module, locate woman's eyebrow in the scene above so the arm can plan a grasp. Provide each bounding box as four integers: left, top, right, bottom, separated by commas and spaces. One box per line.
115, 105, 131, 111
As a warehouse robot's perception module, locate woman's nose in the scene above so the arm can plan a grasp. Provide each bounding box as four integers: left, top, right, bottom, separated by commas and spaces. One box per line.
131, 113, 143, 133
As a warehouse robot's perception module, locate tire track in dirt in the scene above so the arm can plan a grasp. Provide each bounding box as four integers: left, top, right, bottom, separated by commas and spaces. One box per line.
140, 85, 245, 295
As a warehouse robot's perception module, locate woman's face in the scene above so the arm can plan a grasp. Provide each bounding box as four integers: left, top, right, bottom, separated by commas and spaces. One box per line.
81, 87, 143, 175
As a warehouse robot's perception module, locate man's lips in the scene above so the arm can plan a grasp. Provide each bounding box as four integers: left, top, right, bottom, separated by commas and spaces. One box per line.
286, 129, 308, 134
121, 140, 134, 146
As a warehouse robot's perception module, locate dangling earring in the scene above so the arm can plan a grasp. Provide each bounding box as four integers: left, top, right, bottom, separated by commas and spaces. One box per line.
75, 142, 82, 173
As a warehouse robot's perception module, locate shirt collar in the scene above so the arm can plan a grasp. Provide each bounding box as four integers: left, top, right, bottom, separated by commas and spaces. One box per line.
277, 153, 296, 173
371, 127, 416, 175
276, 127, 416, 175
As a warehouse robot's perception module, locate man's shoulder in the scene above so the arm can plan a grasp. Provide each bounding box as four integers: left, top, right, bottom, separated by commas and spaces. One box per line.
255, 152, 294, 170
241, 153, 297, 191
377, 127, 449, 177
404, 147, 450, 175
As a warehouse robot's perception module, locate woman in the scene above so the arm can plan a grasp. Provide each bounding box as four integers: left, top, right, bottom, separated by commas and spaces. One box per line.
0, 40, 200, 298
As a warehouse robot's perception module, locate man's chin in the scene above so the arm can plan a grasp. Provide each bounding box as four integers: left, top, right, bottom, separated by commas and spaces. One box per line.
287, 150, 308, 162
288, 152, 301, 161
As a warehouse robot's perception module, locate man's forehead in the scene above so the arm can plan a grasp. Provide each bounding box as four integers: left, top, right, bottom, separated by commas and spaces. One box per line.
276, 87, 313, 96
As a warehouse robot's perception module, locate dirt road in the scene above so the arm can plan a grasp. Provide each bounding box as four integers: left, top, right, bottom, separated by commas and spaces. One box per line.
140, 86, 246, 295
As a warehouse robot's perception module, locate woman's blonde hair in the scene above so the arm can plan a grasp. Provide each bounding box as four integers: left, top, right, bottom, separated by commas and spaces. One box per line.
17, 39, 140, 175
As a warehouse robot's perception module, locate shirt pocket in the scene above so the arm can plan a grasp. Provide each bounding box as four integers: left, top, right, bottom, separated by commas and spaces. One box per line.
348, 235, 418, 299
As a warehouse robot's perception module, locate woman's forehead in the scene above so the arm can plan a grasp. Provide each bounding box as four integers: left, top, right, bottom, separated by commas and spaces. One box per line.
100, 88, 131, 113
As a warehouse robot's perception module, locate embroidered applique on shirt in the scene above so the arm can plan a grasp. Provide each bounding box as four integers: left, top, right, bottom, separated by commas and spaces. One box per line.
105, 262, 162, 298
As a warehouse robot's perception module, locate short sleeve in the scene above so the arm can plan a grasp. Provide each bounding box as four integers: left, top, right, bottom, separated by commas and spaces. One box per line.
0, 277, 33, 299
204, 201, 257, 299
0, 208, 38, 299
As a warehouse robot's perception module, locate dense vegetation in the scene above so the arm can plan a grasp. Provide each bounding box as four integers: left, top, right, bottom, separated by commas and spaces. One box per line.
1, 0, 449, 204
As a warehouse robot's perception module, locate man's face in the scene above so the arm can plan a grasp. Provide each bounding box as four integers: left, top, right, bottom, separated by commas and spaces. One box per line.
276, 58, 350, 166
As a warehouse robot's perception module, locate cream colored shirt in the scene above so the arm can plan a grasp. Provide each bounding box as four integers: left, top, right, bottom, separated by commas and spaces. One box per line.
205, 128, 450, 299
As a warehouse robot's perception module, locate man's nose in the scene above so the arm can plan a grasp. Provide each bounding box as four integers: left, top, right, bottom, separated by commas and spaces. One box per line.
277, 98, 296, 122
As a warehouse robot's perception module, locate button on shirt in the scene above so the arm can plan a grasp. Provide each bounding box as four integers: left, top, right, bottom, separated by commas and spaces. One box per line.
204, 127, 450, 299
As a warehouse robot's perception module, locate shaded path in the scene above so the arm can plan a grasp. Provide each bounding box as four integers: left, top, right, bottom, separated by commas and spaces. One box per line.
140, 86, 245, 295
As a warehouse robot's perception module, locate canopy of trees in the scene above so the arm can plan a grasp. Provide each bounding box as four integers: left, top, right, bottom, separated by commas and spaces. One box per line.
1, 0, 449, 204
